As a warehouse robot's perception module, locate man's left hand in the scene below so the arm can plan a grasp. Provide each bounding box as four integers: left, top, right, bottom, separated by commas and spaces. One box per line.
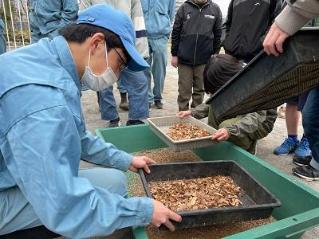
129, 156, 155, 173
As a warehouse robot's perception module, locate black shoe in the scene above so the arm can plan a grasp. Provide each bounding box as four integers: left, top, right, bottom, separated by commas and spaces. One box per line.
293, 155, 312, 167
108, 118, 120, 128
292, 165, 319, 181
126, 120, 145, 126
154, 100, 163, 109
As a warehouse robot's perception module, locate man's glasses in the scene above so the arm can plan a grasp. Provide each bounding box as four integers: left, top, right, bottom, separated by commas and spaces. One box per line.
113, 48, 127, 71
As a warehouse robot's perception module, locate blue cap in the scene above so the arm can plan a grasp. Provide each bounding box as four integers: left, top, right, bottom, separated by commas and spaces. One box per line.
77, 4, 149, 72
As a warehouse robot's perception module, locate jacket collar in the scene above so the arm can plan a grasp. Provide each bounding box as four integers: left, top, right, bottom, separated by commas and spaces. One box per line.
51, 36, 81, 92
187, 0, 210, 9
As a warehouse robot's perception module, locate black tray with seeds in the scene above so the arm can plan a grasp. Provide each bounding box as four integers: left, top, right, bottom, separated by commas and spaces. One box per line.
139, 161, 281, 229
207, 28, 319, 121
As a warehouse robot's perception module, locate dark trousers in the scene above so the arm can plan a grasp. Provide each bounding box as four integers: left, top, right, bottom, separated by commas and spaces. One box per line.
303, 86, 319, 169
177, 63, 206, 111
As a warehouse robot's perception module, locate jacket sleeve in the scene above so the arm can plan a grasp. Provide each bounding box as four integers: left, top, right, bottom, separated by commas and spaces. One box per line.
80, 131, 133, 172
169, 0, 177, 25
223, 0, 234, 40
171, 5, 184, 56
190, 103, 210, 119
221, 109, 277, 142
59, 0, 79, 27
275, 0, 319, 35
5, 102, 153, 238
132, 0, 149, 58
213, 5, 223, 54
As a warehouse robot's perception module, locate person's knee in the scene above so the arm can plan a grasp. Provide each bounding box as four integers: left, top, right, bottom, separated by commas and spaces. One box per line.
79, 168, 128, 197
108, 170, 128, 197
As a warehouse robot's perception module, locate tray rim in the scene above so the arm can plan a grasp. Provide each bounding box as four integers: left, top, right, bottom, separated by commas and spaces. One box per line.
147, 115, 216, 144
139, 160, 281, 217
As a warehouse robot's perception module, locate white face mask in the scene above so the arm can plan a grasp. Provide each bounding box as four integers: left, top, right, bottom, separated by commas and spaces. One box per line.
81, 43, 118, 91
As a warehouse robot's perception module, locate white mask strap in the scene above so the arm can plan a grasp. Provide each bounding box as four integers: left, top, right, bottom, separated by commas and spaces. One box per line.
87, 48, 92, 68
105, 43, 109, 68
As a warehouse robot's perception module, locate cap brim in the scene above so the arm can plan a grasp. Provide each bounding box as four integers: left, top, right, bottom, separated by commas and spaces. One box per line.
121, 37, 149, 72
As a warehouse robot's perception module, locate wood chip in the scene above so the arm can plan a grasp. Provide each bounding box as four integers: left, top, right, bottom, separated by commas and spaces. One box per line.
149, 176, 242, 211
167, 123, 210, 141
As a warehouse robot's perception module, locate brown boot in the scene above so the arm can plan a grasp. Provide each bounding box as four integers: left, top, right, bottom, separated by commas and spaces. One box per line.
119, 92, 129, 111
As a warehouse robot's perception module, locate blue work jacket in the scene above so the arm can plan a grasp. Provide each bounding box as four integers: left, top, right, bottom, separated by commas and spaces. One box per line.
28, 0, 78, 42
140, 0, 176, 39
0, 36, 152, 238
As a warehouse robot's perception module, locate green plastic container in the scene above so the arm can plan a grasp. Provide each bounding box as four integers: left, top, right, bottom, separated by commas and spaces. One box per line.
96, 125, 319, 239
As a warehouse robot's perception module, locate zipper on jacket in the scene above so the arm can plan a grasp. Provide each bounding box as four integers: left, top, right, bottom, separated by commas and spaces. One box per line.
193, 33, 199, 64
187, 1, 210, 64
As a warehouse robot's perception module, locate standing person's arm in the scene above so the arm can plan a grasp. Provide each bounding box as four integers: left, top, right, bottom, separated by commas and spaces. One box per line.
168, 0, 176, 25
131, 0, 149, 58
223, 0, 234, 39
263, 0, 319, 55
171, 5, 184, 67
213, 6, 223, 54
60, 0, 79, 27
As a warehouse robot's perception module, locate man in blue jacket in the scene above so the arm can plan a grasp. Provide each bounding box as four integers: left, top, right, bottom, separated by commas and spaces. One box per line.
0, 18, 5, 54
141, 0, 176, 109
0, 5, 181, 238
28, 0, 79, 42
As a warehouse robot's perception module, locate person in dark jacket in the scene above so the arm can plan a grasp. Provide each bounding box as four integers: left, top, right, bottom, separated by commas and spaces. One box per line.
171, 0, 222, 111
178, 54, 277, 154
223, 0, 281, 62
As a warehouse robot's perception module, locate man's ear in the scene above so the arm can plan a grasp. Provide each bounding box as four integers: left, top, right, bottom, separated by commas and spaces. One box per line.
89, 33, 105, 54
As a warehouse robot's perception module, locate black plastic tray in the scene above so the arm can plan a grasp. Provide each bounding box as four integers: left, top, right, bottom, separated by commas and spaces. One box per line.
139, 161, 281, 229
207, 28, 319, 121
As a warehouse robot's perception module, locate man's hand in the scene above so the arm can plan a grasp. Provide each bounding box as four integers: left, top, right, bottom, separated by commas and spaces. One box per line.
177, 110, 192, 118
171, 56, 178, 68
129, 156, 155, 173
263, 23, 289, 56
151, 200, 182, 231
212, 128, 230, 141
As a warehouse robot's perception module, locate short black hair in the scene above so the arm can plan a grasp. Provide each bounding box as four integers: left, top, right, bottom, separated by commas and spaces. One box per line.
203, 54, 243, 95
60, 23, 129, 60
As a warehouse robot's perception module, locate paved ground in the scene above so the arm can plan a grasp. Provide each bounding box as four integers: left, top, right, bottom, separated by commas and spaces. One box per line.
81, 56, 319, 238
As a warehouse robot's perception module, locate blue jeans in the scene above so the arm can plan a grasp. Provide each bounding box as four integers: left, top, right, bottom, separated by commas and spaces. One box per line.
99, 68, 149, 121
146, 37, 168, 103
0, 33, 5, 54
0, 168, 127, 235
117, 78, 127, 94
302, 86, 319, 170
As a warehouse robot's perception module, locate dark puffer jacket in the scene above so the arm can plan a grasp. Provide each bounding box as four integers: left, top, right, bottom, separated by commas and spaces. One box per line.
171, 0, 222, 66
223, 0, 282, 62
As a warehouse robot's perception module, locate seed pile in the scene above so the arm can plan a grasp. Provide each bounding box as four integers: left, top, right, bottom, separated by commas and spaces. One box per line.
147, 217, 275, 239
167, 123, 210, 141
149, 176, 242, 211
